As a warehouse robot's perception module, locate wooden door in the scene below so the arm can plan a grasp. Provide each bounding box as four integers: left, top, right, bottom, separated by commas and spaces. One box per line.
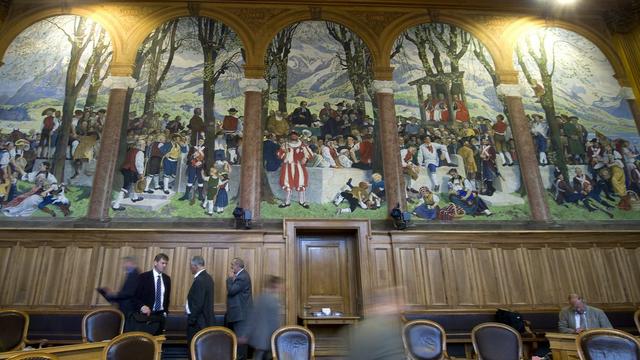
298, 234, 358, 315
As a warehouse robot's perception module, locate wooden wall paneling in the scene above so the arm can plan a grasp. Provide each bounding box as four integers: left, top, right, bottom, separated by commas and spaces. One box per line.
34, 246, 67, 306
523, 247, 556, 306
0, 245, 13, 303
9, 246, 42, 305
211, 246, 233, 309
449, 248, 478, 306
617, 247, 640, 303
598, 247, 627, 304
499, 247, 533, 306
570, 246, 606, 303
369, 244, 394, 290
547, 247, 581, 305
65, 246, 99, 306
472, 247, 506, 306
421, 247, 448, 306
393, 246, 426, 308
94, 247, 123, 306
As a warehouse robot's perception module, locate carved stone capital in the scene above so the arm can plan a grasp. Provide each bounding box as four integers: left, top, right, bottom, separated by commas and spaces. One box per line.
496, 83, 526, 98
103, 76, 137, 90
240, 78, 268, 92
620, 87, 636, 100
373, 80, 395, 94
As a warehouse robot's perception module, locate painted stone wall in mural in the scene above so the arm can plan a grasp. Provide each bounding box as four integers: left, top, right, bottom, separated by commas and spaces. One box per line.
392, 23, 530, 221
260, 21, 386, 219
109, 16, 244, 218
0, 15, 112, 218
514, 27, 640, 220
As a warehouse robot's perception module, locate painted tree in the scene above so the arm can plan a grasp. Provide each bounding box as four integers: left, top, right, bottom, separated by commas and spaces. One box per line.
49, 17, 97, 181
84, 28, 112, 109
142, 19, 184, 119
265, 24, 299, 115
471, 38, 508, 116
325, 22, 371, 115
404, 23, 471, 110
515, 30, 567, 177
194, 16, 242, 167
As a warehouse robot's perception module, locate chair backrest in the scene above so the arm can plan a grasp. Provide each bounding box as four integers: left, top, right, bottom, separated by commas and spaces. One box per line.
190, 326, 237, 360
82, 309, 124, 343
0, 310, 29, 352
471, 322, 522, 360
635, 309, 640, 334
577, 329, 640, 360
271, 325, 315, 360
7, 352, 60, 360
102, 332, 158, 360
402, 320, 447, 360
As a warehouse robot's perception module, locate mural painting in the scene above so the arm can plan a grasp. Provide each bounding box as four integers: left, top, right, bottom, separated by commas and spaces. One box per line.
259, 21, 385, 219
109, 16, 244, 218
515, 27, 640, 220
392, 23, 530, 221
0, 15, 112, 218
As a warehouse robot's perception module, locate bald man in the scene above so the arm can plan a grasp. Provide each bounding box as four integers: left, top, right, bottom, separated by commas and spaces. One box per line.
558, 294, 612, 334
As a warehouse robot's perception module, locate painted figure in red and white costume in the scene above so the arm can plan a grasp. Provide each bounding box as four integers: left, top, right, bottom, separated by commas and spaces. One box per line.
277, 131, 314, 209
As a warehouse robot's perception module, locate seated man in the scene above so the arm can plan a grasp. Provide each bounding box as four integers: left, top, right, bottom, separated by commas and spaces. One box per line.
558, 293, 612, 334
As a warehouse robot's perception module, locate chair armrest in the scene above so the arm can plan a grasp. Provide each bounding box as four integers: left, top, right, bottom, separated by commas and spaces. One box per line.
443, 350, 452, 360
25, 338, 49, 348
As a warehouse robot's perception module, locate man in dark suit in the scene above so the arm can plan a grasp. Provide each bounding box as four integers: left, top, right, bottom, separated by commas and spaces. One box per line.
186, 255, 215, 345
226, 257, 253, 360
133, 253, 172, 335
98, 256, 140, 331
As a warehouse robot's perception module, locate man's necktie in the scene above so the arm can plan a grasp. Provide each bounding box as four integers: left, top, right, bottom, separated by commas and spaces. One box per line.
153, 275, 161, 311
579, 312, 587, 329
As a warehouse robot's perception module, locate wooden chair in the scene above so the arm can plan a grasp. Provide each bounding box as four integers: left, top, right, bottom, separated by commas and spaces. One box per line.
6, 353, 60, 360
0, 310, 29, 352
102, 332, 159, 360
271, 325, 315, 360
402, 320, 450, 360
82, 308, 124, 343
576, 328, 640, 360
190, 327, 237, 360
471, 322, 523, 360
634, 309, 640, 333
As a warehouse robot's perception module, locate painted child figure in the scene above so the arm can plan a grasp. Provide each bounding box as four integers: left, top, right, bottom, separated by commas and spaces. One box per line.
334, 178, 369, 215
214, 172, 229, 213
201, 166, 219, 216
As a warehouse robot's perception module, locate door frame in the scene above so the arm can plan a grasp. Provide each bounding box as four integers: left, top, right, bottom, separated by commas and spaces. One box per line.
283, 219, 373, 324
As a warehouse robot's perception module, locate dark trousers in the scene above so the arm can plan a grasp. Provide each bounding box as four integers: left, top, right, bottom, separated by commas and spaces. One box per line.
229, 320, 249, 360
253, 350, 273, 360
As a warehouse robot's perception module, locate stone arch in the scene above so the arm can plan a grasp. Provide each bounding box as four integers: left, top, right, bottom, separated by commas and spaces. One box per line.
119, 7, 253, 69
503, 17, 627, 84
0, 8, 120, 68
256, 10, 380, 70
380, 12, 507, 75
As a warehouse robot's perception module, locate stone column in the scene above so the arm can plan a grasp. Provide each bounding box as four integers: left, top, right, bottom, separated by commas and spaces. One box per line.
621, 87, 640, 134
87, 76, 137, 221
374, 80, 406, 213
497, 83, 551, 222
239, 78, 268, 219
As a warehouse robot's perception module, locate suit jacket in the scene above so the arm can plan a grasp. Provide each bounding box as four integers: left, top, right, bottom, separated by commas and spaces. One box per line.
558, 305, 613, 333
134, 270, 171, 314
187, 270, 215, 329
226, 269, 252, 323
248, 292, 281, 350
105, 268, 140, 315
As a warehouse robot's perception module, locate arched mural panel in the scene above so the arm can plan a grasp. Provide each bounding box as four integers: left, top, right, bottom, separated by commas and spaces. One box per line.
392, 22, 531, 221
109, 16, 245, 218
514, 27, 640, 220
260, 21, 386, 219
0, 15, 112, 218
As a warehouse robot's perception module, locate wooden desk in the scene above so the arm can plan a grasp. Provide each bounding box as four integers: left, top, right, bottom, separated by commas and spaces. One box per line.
300, 316, 359, 357
0, 336, 166, 360
547, 332, 578, 360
